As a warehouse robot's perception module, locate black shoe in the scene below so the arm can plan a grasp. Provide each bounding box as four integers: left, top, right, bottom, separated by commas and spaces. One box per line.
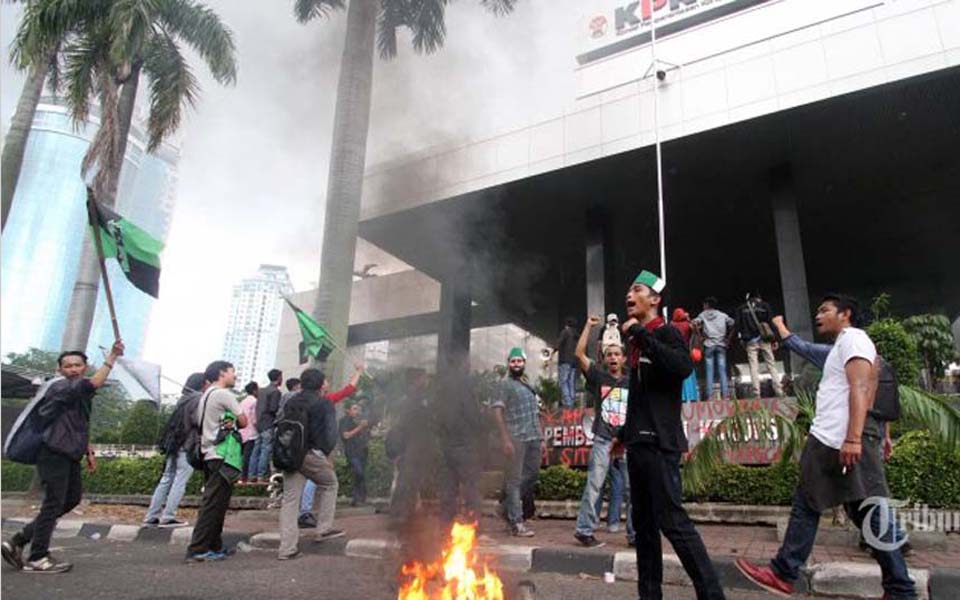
142, 518, 160, 527
298, 513, 318, 529
23, 555, 72, 574
317, 529, 345, 541
574, 533, 606, 548
2, 539, 24, 570
158, 518, 188, 528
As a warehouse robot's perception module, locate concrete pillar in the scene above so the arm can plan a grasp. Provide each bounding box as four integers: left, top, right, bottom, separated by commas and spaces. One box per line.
436, 267, 472, 379
770, 165, 813, 373
585, 209, 607, 318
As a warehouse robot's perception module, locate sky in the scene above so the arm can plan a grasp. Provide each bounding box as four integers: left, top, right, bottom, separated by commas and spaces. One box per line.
0, 1, 585, 391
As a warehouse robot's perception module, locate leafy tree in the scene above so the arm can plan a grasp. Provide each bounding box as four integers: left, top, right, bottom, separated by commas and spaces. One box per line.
902, 314, 957, 388
867, 318, 921, 387
118, 400, 164, 445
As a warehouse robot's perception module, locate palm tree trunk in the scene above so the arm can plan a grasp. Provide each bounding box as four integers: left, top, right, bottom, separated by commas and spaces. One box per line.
60, 68, 141, 352
312, 0, 376, 383
1, 60, 48, 231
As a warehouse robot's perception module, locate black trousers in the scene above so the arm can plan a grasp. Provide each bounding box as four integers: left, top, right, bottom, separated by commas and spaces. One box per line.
628, 444, 725, 600
187, 460, 234, 555
15, 446, 83, 561
439, 444, 482, 523
240, 441, 256, 480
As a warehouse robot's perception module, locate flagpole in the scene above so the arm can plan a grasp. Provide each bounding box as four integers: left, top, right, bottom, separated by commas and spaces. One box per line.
86, 187, 121, 342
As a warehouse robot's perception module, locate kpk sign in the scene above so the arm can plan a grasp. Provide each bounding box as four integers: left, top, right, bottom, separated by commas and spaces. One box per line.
578, 0, 772, 65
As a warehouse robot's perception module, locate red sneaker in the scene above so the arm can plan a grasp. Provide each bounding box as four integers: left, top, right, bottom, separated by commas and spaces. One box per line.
735, 558, 794, 597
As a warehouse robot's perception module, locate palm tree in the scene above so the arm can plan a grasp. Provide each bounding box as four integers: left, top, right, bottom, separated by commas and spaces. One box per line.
13, 0, 237, 351
292, 0, 516, 382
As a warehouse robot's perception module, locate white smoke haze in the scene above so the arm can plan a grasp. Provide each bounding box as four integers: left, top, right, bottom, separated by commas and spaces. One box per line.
0, 1, 584, 390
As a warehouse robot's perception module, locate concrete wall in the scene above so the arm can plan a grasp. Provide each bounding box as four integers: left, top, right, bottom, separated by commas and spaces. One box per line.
360, 0, 960, 221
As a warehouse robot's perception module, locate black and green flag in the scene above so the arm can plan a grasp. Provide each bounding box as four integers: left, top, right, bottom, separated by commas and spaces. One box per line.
283, 297, 336, 363
90, 200, 163, 298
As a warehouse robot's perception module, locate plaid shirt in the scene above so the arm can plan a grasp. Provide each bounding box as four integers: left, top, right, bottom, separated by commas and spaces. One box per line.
491, 377, 541, 442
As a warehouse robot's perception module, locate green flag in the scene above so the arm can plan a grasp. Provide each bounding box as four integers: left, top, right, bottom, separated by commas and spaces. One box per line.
90, 200, 163, 298
284, 298, 335, 363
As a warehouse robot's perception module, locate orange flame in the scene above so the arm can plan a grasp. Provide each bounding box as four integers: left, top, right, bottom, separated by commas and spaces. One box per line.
398, 522, 504, 600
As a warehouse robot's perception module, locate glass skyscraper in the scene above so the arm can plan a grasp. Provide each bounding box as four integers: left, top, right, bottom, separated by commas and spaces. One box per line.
1, 97, 179, 360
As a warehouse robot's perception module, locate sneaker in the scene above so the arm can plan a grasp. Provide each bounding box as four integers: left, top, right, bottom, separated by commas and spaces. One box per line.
734, 558, 794, 597
22, 555, 72, 574
185, 551, 218, 563
298, 513, 318, 529
142, 518, 160, 527
206, 550, 229, 561
574, 533, 606, 548
278, 550, 302, 561
511, 524, 535, 538
317, 529, 345, 541
158, 518, 188, 528
1, 539, 24, 570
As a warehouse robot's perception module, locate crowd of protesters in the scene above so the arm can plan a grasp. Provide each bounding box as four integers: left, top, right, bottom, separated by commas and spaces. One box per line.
0, 268, 919, 600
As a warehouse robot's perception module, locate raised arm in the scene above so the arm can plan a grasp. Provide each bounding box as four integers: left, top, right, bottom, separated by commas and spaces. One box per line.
575, 315, 600, 374
772, 315, 831, 369
90, 340, 125, 389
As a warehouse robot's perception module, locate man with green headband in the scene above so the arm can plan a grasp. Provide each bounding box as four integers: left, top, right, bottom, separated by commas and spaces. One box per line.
621, 271, 725, 599
491, 347, 541, 537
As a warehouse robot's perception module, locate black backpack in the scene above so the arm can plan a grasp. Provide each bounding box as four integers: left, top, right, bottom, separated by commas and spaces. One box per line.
184, 390, 214, 470
871, 357, 901, 423
156, 394, 200, 456
273, 394, 309, 472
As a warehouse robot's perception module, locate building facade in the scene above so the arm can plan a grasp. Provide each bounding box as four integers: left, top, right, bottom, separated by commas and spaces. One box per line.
222, 264, 294, 385
1, 96, 179, 360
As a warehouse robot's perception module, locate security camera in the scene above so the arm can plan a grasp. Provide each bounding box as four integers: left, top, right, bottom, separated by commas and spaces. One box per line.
656, 69, 667, 82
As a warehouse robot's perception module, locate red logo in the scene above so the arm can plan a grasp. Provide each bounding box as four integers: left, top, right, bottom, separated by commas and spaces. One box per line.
589, 15, 608, 39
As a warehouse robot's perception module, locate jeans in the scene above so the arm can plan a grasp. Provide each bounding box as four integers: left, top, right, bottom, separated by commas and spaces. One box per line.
504, 438, 541, 526
745, 340, 783, 397
629, 444, 725, 600
249, 429, 274, 479
279, 452, 339, 558
187, 459, 234, 556
300, 479, 317, 516
771, 490, 916, 599
594, 456, 635, 540
145, 451, 194, 522
348, 452, 368, 505
558, 363, 576, 408
577, 435, 614, 536
703, 345, 729, 400
439, 444, 482, 524
14, 446, 83, 561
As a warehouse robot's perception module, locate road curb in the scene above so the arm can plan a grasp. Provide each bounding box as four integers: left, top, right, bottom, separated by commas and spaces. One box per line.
3, 517, 956, 597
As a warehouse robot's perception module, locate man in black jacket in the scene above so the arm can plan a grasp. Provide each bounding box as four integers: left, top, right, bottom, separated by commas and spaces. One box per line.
276, 368, 341, 560
621, 271, 724, 600
250, 368, 283, 482
2, 340, 124, 574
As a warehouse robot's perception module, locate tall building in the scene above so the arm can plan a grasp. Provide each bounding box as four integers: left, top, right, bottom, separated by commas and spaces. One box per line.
222, 265, 294, 385
1, 96, 179, 360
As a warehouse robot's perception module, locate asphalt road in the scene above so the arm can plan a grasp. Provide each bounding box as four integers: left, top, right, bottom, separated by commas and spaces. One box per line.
0, 529, 777, 600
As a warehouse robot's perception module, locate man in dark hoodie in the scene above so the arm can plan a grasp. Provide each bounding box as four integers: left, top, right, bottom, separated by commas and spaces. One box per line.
622, 271, 724, 600
2, 340, 124, 573
249, 368, 283, 483
277, 368, 341, 559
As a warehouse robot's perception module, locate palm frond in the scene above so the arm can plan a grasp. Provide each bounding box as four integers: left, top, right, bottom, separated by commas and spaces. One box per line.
61, 28, 109, 124
408, 0, 448, 55
107, 0, 155, 66
81, 67, 122, 199
45, 44, 63, 96
10, 0, 109, 69
293, 0, 345, 24
156, 0, 237, 85
477, 0, 515, 17
898, 385, 960, 451
141, 30, 198, 150
376, 0, 403, 60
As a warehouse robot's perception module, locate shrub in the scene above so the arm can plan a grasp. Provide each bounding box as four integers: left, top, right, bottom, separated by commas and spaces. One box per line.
867, 319, 921, 386
886, 430, 960, 508
686, 462, 799, 506
536, 465, 587, 500
902, 314, 957, 386
334, 438, 394, 499
1, 460, 34, 491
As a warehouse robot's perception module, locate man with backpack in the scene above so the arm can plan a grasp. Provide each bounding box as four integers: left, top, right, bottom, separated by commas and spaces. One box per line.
735, 292, 784, 398
185, 361, 247, 563
2, 340, 124, 574
249, 368, 283, 483
143, 372, 207, 527
276, 368, 340, 560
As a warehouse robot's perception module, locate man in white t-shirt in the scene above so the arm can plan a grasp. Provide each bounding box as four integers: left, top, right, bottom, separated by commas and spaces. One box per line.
186, 361, 247, 563
737, 295, 916, 599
